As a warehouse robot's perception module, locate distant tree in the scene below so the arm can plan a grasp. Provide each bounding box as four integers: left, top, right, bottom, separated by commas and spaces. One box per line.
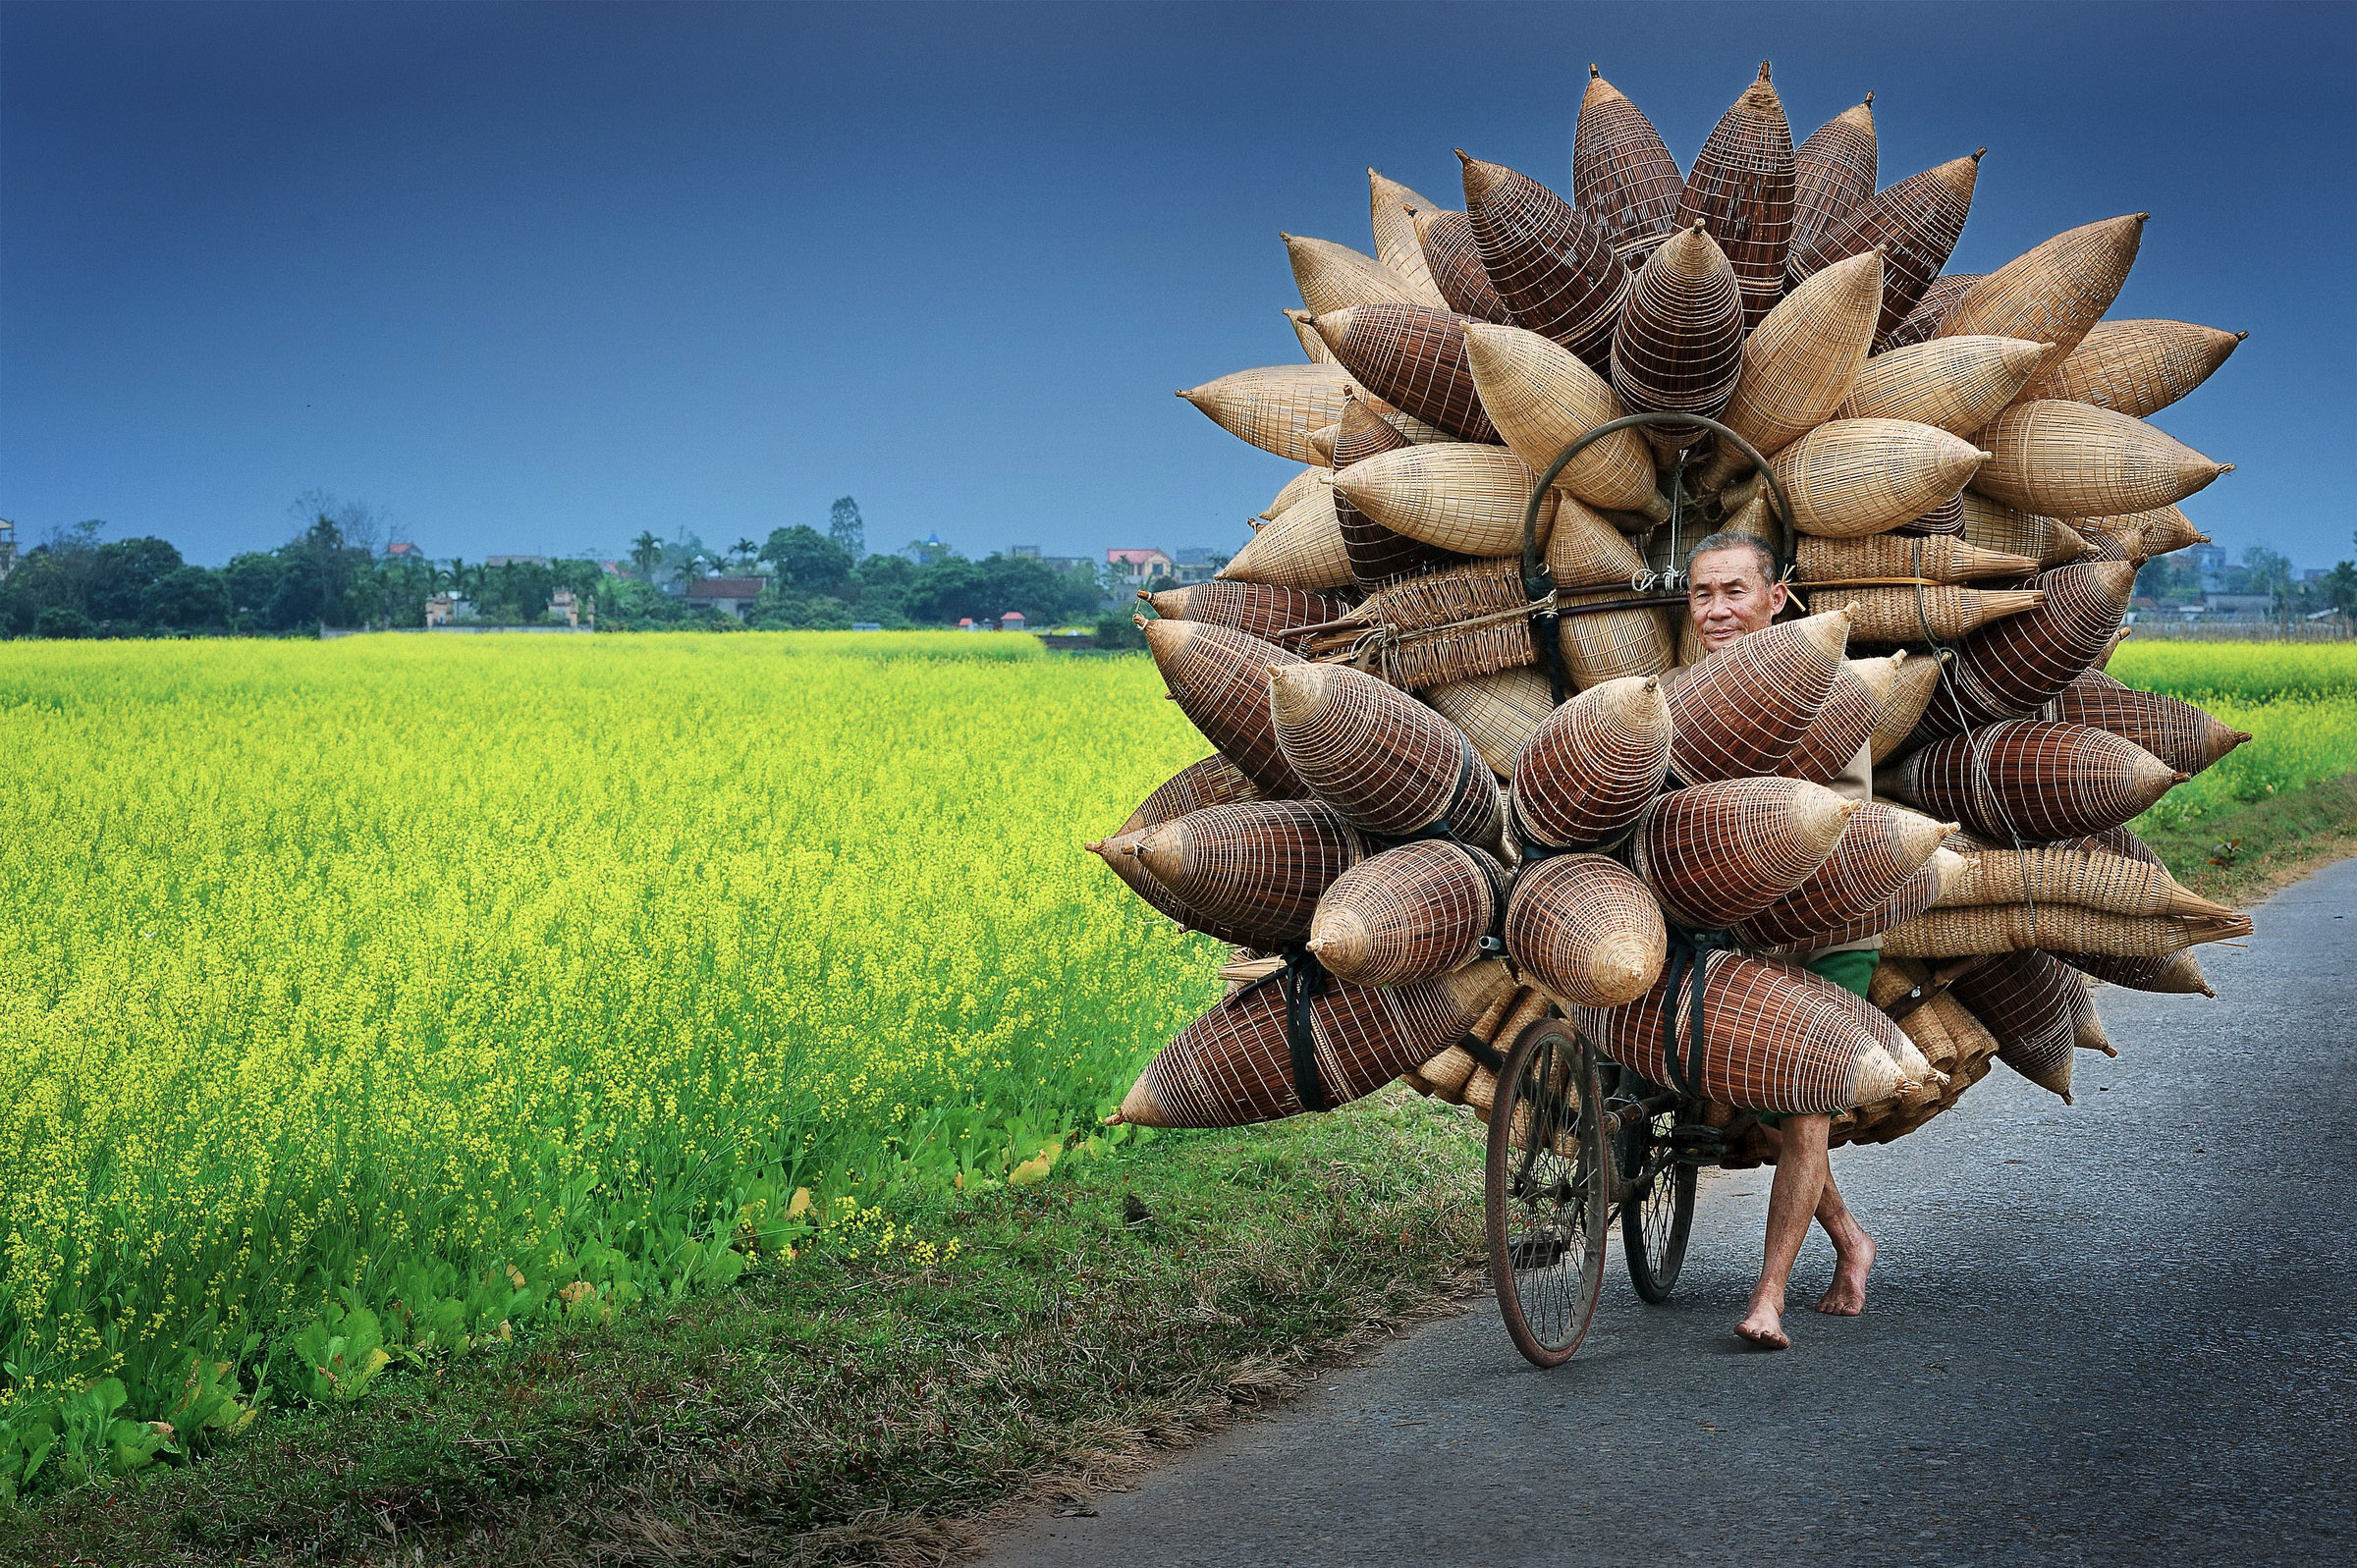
760, 525, 855, 596
86, 536, 186, 622
829, 496, 864, 559
1094, 610, 1145, 649
630, 531, 663, 577
219, 553, 286, 626
141, 566, 231, 629
2241, 545, 2294, 612
2324, 560, 2357, 617
32, 605, 95, 639
730, 537, 759, 571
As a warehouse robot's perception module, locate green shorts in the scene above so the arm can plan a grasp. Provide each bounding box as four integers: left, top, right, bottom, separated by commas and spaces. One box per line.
1752, 948, 1879, 1127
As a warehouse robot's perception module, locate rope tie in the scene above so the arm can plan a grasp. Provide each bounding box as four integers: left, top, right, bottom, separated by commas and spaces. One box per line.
1277, 946, 1330, 1113
1656, 927, 1733, 1100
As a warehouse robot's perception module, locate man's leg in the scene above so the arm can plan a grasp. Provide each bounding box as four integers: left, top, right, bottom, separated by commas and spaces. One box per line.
1737, 1112, 1831, 1349
1753, 1122, 1878, 1317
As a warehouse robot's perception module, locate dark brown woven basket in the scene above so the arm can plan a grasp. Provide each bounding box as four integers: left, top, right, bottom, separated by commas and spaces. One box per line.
1576, 951, 1905, 1113
1789, 96, 1876, 277
1673, 65, 1796, 331
1133, 799, 1368, 946
1662, 609, 1849, 783
1731, 802, 1950, 947
1087, 826, 1274, 950
2056, 947, 2214, 997
1611, 223, 1746, 455
1629, 777, 1859, 928
1573, 67, 1684, 265
1780, 663, 1880, 783
1882, 271, 1986, 351
1118, 960, 1512, 1128
1885, 719, 2183, 841
1314, 303, 1501, 444
1120, 754, 1266, 837
1459, 153, 1628, 372
1949, 949, 2084, 1103
1510, 675, 1672, 852
1758, 846, 1957, 954
1143, 582, 1353, 649
1309, 839, 1506, 987
1331, 396, 1469, 591
1142, 619, 1312, 797
1912, 560, 2134, 739
1271, 662, 1504, 851
1410, 206, 1512, 323
2046, 670, 2250, 778
1507, 852, 1667, 1007
1793, 152, 1981, 347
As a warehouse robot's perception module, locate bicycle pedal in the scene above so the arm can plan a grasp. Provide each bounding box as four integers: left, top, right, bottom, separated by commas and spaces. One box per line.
1507, 1232, 1570, 1270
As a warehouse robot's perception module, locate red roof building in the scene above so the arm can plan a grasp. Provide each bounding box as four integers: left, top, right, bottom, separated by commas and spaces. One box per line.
685, 577, 766, 620
1105, 547, 1174, 581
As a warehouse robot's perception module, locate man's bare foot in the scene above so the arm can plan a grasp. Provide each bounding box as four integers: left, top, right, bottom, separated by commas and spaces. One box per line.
1815, 1228, 1876, 1316
1735, 1301, 1788, 1350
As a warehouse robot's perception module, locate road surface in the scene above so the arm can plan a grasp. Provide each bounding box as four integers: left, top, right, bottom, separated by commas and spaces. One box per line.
984, 857, 2357, 1566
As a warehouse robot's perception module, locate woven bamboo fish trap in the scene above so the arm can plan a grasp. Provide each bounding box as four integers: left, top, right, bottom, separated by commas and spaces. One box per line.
1423, 667, 1556, 778
1560, 591, 1678, 693
2060, 946, 2214, 997
1510, 675, 1672, 852
1577, 951, 1907, 1113
1882, 270, 1986, 352
1973, 401, 2230, 518
1869, 647, 1948, 763
1507, 853, 1668, 1007
2075, 525, 2136, 567
1332, 442, 1548, 558
1285, 308, 1339, 366
1132, 799, 1369, 946
1314, 303, 1502, 444
1821, 584, 2047, 644
1409, 205, 1512, 323
1836, 335, 2056, 435
1789, 96, 1876, 272
1331, 396, 1469, 591
1459, 153, 1629, 371
1763, 417, 1989, 538
1459, 323, 1668, 518
1119, 754, 1266, 838
1259, 464, 1331, 521
1630, 777, 1858, 928
1755, 844, 1964, 955
1179, 365, 1363, 464
2075, 505, 2205, 561
2044, 670, 2250, 777
1957, 493, 2089, 568
1143, 583, 1352, 650
1948, 949, 2097, 1101
1662, 609, 1848, 783
1794, 151, 1982, 346
1546, 493, 1646, 583
1705, 248, 1883, 480
1886, 720, 2182, 841
2016, 318, 2246, 419
1730, 802, 1951, 948
1413, 982, 1552, 1109
1674, 65, 1797, 331
1306, 423, 1341, 465
1142, 618, 1313, 797
1891, 492, 1966, 536
1573, 67, 1684, 265
1089, 828, 1273, 949
1935, 844, 2234, 919
1270, 662, 1505, 851
1916, 559, 2135, 736
1308, 838, 1507, 987
1217, 484, 1355, 591
1367, 171, 1450, 309
1611, 223, 1746, 456
1116, 959, 1511, 1128
1292, 557, 1536, 690
1935, 214, 2147, 364
1780, 658, 1888, 783
1284, 233, 1425, 316
1796, 532, 2038, 585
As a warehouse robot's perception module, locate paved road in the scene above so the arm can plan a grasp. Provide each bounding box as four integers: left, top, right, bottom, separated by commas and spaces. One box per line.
985, 858, 2357, 1567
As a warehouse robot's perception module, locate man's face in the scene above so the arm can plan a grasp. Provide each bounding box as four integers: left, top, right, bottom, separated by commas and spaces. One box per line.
1687, 546, 1787, 654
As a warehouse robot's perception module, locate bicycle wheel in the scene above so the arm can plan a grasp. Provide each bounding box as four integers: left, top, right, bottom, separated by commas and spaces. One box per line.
1620, 1102, 1697, 1304
1485, 1017, 1611, 1369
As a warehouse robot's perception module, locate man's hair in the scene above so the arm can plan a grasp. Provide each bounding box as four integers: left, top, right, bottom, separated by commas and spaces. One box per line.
1684, 530, 1779, 585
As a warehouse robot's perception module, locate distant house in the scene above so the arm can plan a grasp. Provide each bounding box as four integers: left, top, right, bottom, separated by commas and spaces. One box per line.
685, 577, 766, 620
1171, 547, 1229, 585
958, 617, 977, 631
550, 588, 583, 628
1010, 545, 1042, 558
1000, 610, 1026, 630
2204, 592, 2275, 617
905, 533, 953, 566
425, 595, 470, 626
1106, 547, 1174, 582
599, 561, 628, 577
384, 540, 427, 562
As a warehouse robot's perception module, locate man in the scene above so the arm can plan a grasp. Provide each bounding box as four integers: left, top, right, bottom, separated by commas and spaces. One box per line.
1683, 529, 1877, 1352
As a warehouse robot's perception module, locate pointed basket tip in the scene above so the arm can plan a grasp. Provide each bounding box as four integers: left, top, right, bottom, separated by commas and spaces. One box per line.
1973, 147, 1987, 160
2235, 331, 2250, 342
1117, 1078, 1170, 1129
1589, 62, 1599, 77
1864, 89, 1875, 104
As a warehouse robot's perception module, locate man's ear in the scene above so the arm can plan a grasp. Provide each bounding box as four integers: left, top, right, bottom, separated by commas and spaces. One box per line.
1766, 577, 1789, 618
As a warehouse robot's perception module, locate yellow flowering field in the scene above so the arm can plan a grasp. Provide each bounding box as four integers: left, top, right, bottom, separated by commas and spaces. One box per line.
0, 632, 1215, 1465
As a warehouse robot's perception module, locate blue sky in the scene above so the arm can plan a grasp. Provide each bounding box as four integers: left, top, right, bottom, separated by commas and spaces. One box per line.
4, 1, 2352, 568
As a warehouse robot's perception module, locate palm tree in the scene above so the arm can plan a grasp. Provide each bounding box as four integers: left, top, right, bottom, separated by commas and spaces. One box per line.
731, 538, 758, 572
630, 531, 662, 578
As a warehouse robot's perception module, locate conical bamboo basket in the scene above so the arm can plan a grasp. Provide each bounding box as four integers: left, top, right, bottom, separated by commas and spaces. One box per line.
1144, 582, 1352, 649
1573, 66, 1684, 265
1507, 853, 1669, 1007
1460, 322, 1667, 518
1119, 753, 1267, 837
1459, 152, 1628, 371
1409, 205, 1512, 323
1935, 844, 2234, 920
1881, 270, 1985, 351
1765, 418, 1989, 538
1134, 799, 1370, 946
1560, 589, 1678, 691
1793, 151, 1981, 344
1116, 959, 1511, 1128
1935, 214, 2147, 364
1836, 336, 2056, 435
1141, 618, 1312, 797
1510, 675, 1672, 851
1546, 493, 1649, 587
1285, 308, 1339, 366
2015, 318, 2245, 419
1284, 233, 1425, 316
1781, 660, 1887, 783
1259, 464, 1331, 521
1314, 303, 1501, 444
1367, 171, 1450, 309
1577, 951, 1907, 1112
1869, 647, 1948, 763
1796, 532, 2039, 585
1973, 401, 2230, 518
1306, 423, 1341, 465
1819, 584, 2046, 643
1309, 838, 1507, 987
1706, 248, 1884, 479
1921, 559, 2135, 734
1731, 802, 1951, 947
1950, 950, 2082, 1103
1270, 663, 1504, 850
1891, 493, 1966, 536
1332, 395, 1468, 591
2059, 947, 2214, 997
1663, 610, 1849, 783
1957, 493, 2090, 568
1884, 720, 2182, 841
1611, 222, 1746, 456
1423, 667, 1556, 778
1754, 843, 1963, 954
1630, 777, 1860, 928
1674, 64, 1797, 331
2074, 505, 2205, 561
1789, 95, 1877, 271
2045, 670, 2250, 777
1331, 442, 1546, 558
1179, 365, 1361, 464
1217, 485, 1355, 591
1089, 828, 1271, 949
1293, 557, 1538, 690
